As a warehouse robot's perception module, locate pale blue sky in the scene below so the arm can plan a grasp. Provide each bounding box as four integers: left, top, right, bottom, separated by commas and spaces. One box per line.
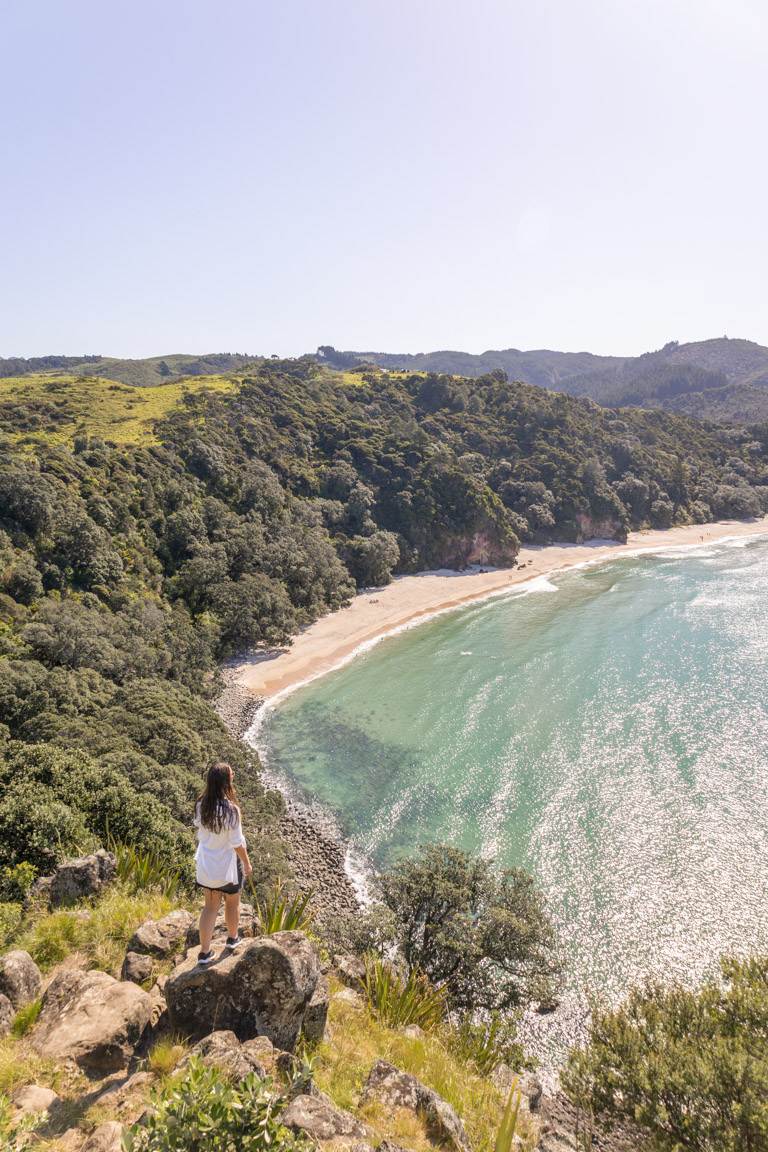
2, 0, 767, 358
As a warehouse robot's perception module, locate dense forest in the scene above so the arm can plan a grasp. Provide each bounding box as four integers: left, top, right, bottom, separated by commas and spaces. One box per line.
1, 358, 767, 900
345, 337, 768, 422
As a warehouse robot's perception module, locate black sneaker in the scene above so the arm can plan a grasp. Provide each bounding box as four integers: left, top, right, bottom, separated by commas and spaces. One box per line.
197, 950, 215, 965
225, 935, 242, 951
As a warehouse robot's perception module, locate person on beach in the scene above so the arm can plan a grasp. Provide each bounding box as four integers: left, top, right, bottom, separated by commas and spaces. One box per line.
194, 761, 253, 965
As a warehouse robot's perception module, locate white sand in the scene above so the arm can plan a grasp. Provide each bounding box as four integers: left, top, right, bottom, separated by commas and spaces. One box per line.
233, 517, 768, 701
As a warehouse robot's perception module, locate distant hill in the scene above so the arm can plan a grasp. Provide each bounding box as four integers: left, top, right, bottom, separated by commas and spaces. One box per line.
336, 338, 768, 422
0, 352, 261, 388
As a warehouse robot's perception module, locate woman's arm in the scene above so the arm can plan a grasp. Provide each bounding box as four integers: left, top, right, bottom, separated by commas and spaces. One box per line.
235, 843, 253, 878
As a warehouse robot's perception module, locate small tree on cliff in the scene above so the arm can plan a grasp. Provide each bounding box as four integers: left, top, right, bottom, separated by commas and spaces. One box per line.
369, 844, 560, 1013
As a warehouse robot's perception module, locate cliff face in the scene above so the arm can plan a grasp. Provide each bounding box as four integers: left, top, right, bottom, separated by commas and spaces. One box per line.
574, 513, 628, 544
430, 530, 519, 570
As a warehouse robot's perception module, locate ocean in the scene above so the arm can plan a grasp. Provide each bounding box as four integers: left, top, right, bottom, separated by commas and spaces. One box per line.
255, 534, 768, 1065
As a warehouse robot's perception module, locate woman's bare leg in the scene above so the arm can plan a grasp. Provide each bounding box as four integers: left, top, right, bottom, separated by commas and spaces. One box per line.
199, 889, 222, 953
224, 891, 241, 939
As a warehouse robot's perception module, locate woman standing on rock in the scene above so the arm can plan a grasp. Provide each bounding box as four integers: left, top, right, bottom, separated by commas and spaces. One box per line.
194, 762, 253, 965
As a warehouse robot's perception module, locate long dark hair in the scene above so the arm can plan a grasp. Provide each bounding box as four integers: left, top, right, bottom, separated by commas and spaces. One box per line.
197, 762, 239, 832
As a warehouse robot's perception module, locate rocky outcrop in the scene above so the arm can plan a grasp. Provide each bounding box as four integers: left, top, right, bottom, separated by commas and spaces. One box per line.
33, 969, 152, 1075
0, 949, 42, 1008
282, 1092, 369, 1143
361, 1060, 470, 1152
0, 992, 13, 1035
165, 931, 320, 1050
180, 1030, 270, 1079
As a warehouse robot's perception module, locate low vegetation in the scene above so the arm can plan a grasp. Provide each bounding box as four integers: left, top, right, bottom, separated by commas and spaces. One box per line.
563, 955, 768, 1151
123, 1060, 301, 1152
362, 955, 447, 1031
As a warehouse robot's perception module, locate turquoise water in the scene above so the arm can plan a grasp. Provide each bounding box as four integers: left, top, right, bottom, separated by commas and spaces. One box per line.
258, 536, 768, 1055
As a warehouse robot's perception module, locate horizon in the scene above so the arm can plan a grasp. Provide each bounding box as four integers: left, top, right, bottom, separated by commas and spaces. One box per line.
4, 331, 766, 365
3, 0, 768, 358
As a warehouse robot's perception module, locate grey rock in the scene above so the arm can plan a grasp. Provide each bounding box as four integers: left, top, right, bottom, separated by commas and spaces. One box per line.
333, 987, 363, 1008
282, 1092, 368, 1141
0, 992, 13, 1036
33, 969, 152, 1075
12, 1083, 59, 1116
128, 910, 195, 958
302, 973, 329, 1043
333, 953, 366, 988
80, 1122, 124, 1152
241, 1034, 278, 1074
402, 1024, 425, 1040
377, 1144, 414, 1152
0, 949, 42, 1009
181, 1030, 267, 1079
362, 1060, 470, 1152
165, 931, 320, 1051
121, 951, 154, 985
49, 850, 116, 908
492, 1064, 543, 1113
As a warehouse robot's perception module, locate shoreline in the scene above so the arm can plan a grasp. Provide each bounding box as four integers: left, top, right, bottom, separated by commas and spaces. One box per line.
232, 516, 768, 708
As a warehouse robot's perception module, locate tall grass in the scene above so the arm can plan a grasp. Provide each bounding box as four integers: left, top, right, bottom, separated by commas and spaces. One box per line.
110, 840, 182, 898
495, 1083, 522, 1152
16, 884, 175, 972
252, 880, 314, 935
11, 1000, 41, 1039
362, 955, 445, 1032
314, 984, 536, 1152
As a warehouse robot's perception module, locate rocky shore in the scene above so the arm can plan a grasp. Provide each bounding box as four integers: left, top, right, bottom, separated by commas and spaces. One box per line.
215, 670, 362, 933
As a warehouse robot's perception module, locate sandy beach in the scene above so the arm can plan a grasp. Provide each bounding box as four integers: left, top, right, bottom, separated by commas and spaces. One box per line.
233, 517, 768, 703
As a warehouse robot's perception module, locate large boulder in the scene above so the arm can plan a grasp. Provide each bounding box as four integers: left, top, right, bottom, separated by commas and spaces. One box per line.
121, 951, 154, 985
362, 1060, 470, 1152
282, 1092, 369, 1142
0, 949, 42, 1009
333, 953, 366, 988
33, 969, 152, 1075
165, 931, 320, 1050
0, 992, 13, 1036
49, 850, 116, 908
128, 910, 195, 958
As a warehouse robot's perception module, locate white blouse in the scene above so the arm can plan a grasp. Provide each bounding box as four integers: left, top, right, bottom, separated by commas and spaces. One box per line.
194, 802, 246, 889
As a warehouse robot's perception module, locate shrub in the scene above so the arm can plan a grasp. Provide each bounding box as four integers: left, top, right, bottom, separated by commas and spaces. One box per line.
362, 955, 446, 1032
375, 844, 560, 1012
0, 902, 23, 948
563, 955, 768, 1152
123, 1060, 303, 1152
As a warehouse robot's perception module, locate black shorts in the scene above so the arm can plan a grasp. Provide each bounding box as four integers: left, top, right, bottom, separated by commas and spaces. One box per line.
197, 859, 243, 895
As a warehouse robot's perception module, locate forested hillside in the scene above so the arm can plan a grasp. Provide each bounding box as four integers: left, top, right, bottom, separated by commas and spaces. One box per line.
343, 337, 768, 422
1, 358, 767, 900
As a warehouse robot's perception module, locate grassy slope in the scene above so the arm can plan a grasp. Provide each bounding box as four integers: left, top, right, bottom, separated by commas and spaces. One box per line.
0, 884, 534, 1151
0, 373, 237, 446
